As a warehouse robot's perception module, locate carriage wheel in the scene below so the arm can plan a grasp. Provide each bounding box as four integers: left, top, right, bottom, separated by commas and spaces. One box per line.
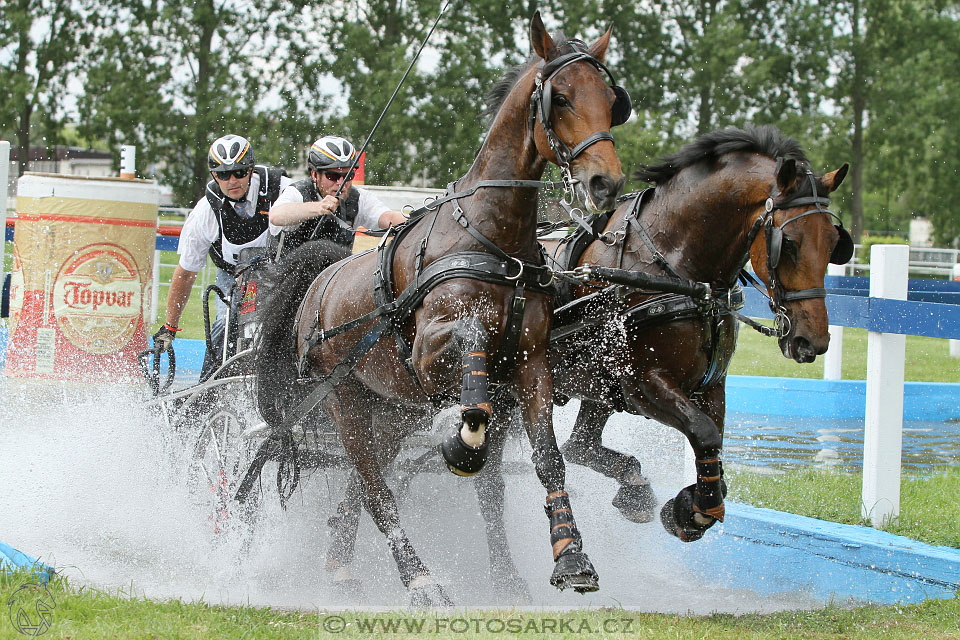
192, 403, 262, 535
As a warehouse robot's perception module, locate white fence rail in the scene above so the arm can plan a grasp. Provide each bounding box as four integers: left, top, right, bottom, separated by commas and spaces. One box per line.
849, 245, 959, 277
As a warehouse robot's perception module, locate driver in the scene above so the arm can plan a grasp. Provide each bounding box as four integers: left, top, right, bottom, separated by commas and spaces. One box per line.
153, 134, 293, 380
269, 135, 407, 256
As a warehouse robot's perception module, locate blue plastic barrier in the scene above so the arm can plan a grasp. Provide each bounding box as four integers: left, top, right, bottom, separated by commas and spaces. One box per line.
686, 503, 960, 604
0, 541, 55, 583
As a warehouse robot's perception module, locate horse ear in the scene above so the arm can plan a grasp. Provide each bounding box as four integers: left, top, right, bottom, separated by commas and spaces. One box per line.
775, 157, 798, 193
530, 11, 556, 60
822, 163, 849, 193
588, 26, 613, 62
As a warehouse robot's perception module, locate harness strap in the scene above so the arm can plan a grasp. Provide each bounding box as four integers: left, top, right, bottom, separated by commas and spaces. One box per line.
300, 299, 398, 364
297, 251, 372, 374
375, 220, 426, 389
737, 267, 766, 296
565, 131, 614, 163
559, 199, 600, 239
301, 251, 556, 380
449, 185, 512, 264
697, 285, 745, 390
780, 287, 827, 302
614, 189, 652, 269
404, 179, 565, 221
720, 305, 786, 337
576, 265, 710, 299
629, 212, 683, 280
492, 282, 527, 380
286, 317, 393, 430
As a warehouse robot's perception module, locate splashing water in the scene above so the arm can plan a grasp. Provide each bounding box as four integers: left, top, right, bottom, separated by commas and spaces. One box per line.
0, 375, 822, 613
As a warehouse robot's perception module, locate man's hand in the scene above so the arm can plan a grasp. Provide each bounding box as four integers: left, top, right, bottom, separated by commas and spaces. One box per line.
152, 324, 180, 352
316, 194, 340, 217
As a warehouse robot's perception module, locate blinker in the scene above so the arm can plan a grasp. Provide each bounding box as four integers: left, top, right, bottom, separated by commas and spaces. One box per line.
534, 52, 632, 130
610, 86, 632, 126
830, 225, 854, 265
766, 218, 784, 270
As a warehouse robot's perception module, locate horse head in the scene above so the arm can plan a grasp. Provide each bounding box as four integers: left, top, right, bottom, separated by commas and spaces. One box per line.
749, 158, 852, 363
528, 12, 626, 212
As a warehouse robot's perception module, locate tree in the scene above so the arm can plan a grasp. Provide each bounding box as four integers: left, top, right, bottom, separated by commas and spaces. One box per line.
0, 0, 96, 176
823, 0, 923, 240
78, 0, 311, 206
598, 2, 835, 157
870, 2, 960, 245
307, 0, 538, 187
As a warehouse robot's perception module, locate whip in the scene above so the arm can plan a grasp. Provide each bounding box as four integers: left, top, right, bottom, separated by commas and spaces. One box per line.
302, 0, 453, 243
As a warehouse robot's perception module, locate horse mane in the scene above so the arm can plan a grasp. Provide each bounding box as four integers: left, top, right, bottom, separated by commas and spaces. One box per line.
254, 239, 350, 427
484, 33, 588, 121
635, 125, 813, 185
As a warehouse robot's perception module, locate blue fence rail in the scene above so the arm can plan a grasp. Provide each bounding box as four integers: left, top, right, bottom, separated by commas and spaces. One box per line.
742, 274, 960, 340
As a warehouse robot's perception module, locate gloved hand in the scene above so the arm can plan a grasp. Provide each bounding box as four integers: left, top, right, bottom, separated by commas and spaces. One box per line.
152, 324, 180, 352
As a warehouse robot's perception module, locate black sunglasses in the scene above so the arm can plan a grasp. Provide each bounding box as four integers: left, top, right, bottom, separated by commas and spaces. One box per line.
322, 170, 355, 182
214, 168, 251, 180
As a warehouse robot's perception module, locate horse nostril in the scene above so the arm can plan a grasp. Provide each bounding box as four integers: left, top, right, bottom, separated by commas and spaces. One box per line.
589, 174, 625, 203
792, 336, 818, 362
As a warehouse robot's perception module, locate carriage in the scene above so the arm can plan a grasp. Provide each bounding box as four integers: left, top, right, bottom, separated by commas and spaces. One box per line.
138, 244, 462, 534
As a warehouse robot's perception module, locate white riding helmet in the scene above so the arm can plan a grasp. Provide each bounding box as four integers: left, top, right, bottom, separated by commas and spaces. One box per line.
308, 136, 358, 171
208, 134, 255, 171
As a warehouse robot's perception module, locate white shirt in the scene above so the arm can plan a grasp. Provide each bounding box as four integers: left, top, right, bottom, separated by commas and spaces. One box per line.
177, 171, 293, 272
272, 183, 390, 233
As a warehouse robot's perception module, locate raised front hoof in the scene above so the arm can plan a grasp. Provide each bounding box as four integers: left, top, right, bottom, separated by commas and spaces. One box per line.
549, 551, 599, 593
612, 483, 658, 524
408, 578, 454, 609
439, 425, 488, 477
659, 485, 721, 543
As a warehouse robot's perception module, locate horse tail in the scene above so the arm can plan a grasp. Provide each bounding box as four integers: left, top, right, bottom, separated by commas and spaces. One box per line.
254, 240, 351, 428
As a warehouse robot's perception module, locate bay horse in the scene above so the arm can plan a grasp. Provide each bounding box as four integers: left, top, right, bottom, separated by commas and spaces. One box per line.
255, 12, 627, 606
541, 125, 853, 542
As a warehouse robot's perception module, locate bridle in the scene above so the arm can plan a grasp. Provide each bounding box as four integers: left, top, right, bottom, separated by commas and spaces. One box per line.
743, 166, 854, 336
529, 47, 631, 195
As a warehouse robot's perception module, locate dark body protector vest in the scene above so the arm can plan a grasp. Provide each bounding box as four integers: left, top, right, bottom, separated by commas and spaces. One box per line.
276, 178, 360, 256
205, 165, 286, 275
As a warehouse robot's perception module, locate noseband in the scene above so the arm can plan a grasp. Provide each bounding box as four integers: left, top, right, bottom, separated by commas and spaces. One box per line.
529, 49, 631, 173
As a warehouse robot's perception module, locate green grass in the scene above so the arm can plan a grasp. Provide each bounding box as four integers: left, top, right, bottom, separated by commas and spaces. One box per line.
729, 322, 959, 382
728, 466, 960, 548
0, 573, 957, 639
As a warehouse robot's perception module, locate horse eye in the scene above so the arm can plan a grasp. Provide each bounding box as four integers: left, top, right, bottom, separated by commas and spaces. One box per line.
781, 236, 799, 261
552, 93, 570, 109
